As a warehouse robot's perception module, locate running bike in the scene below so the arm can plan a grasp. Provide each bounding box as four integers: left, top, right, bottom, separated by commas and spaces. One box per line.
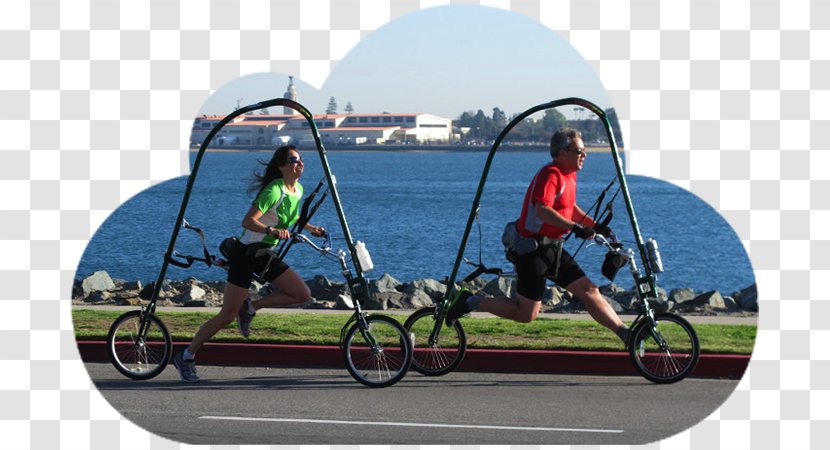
105, 98, 412, 388
403, 97, 701, 384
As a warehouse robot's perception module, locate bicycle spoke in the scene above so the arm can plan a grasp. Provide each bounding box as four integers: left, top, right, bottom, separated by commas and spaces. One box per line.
376, 354, 391, 381
428, 344, 451, 369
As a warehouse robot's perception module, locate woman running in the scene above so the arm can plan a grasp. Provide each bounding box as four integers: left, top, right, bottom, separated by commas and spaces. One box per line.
173, 145, 326, 383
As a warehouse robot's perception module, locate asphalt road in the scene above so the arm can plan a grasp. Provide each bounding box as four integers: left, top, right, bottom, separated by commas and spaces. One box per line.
87, 363, 739, 445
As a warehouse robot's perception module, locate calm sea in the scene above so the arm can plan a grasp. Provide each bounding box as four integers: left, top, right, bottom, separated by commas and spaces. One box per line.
76, 150, 755, 294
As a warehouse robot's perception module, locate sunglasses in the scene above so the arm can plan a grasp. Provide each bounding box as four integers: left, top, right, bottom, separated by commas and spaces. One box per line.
286, 156, 303, 165
564, 147, 586, 156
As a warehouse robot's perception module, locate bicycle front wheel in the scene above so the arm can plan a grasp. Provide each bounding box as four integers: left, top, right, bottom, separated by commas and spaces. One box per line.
107, 310, 172, 380
629, 312, 700, 384
404, 306, 467, 376
342, 315, 413, 388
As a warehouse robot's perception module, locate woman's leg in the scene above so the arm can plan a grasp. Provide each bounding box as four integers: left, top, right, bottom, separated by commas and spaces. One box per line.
252, 268, 312, 310
186, 282, 249, 355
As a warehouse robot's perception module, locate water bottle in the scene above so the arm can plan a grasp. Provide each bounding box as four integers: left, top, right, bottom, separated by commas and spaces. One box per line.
646, 238, 664, 273
354, 241, 374, 272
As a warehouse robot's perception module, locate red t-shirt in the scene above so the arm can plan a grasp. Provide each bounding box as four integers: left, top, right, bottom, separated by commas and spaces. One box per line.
517, 163, 576, 238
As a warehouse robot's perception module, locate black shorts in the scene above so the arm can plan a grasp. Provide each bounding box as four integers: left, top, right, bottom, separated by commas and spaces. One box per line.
226, 240, 290, 289
514, 247, 585, 300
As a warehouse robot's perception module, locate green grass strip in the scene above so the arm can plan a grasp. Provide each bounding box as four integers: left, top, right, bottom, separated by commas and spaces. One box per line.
72, 309, 756, 354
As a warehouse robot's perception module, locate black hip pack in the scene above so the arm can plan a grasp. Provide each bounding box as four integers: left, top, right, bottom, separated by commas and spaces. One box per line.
501, 221, 563, 264
219, 236, 273, 261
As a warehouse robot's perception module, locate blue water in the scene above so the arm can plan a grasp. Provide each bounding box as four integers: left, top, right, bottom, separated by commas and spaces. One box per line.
76, 150, 755, 294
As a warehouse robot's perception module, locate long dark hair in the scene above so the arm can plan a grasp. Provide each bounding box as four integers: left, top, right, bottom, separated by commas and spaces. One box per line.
248, 145, 295, 197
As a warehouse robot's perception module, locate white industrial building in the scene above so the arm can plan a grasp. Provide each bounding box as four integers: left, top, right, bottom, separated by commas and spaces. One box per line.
191, 112, 453, 148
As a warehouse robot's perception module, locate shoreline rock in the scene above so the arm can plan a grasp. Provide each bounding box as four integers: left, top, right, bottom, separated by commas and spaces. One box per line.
72, 271, 759, 317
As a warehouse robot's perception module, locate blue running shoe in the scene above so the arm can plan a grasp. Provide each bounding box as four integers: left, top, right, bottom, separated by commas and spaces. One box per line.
237, 298, 256, 338
172, 351, 200, 383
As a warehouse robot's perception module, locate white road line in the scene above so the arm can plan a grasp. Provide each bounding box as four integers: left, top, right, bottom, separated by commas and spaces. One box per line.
199, 416, 623, 434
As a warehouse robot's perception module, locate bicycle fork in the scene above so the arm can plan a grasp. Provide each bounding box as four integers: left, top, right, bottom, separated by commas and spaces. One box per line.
134, 306, 154, 346
425, 297, 453, 346
626, 249, 671, 353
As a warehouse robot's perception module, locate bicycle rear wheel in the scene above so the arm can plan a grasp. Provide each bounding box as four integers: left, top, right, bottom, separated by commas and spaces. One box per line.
342, 315, 412, 388
404, 306, 467, 376
629, 312, 700, 384
107, 310, 172, 380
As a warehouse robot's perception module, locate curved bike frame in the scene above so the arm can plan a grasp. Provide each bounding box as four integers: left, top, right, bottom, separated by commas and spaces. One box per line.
136, 98, 373, 339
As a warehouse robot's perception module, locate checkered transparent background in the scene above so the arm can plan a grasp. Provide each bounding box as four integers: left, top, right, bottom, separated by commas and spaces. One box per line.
1, 0, 825, 448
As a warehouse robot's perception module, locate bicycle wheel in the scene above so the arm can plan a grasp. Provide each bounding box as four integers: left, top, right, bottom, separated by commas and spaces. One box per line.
404, 306, 467, 376
342, 315, 412, 388
629, 312, 700, 384
107, 310, 172, 380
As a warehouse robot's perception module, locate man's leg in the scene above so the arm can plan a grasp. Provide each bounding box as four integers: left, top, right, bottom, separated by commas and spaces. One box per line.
565, 276, 628, 337
448, 248, 547, 325
477, 293, 542, 323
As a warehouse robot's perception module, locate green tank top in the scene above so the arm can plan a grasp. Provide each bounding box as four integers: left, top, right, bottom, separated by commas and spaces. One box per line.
240, 179, 304, 245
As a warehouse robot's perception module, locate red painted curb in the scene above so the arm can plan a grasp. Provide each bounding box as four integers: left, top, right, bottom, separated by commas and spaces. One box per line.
78, 341, 750, 380
456, 348, 750, 379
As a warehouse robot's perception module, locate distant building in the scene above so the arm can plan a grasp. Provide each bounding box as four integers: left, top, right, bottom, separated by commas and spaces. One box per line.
190, 112, 453, 148
339, 113, 451, 144
191, 75, 453, 147
190, 115, 225, 146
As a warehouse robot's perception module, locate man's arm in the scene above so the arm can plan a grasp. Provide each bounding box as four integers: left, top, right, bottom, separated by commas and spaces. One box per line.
534, 203, 577, 229
572, 203, 615, 237
572, 204, 598, 228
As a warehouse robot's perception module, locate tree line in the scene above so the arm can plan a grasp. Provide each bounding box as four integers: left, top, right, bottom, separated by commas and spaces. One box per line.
456, 107, 624, 146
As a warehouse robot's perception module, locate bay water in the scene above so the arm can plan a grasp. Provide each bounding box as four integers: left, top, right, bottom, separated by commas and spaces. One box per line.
77, 150, 755, 295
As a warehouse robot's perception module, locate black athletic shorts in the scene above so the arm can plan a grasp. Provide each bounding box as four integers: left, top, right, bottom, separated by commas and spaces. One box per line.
514, 247, 585, 300
226, 240, 290, 289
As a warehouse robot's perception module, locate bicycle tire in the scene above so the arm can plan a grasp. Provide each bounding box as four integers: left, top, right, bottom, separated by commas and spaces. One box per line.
404, 306, 467, 376
342, 315, 413, 388
628, 312, 700, 384
107, 310, 172, 380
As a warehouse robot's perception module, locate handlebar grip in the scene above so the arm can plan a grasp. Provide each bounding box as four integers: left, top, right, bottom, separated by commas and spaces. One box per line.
166, 254, 195, 268
461, 264, 503, 283
461, 266, 486, 283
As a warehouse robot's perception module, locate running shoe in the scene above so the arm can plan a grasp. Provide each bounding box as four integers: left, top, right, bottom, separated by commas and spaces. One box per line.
172, 351, 200, 383
237, 298, 256, 338
617, 324, 631, 349
445, 289, 472, 326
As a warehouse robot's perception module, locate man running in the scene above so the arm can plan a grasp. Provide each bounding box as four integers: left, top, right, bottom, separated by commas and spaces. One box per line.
446, 128, 630, 345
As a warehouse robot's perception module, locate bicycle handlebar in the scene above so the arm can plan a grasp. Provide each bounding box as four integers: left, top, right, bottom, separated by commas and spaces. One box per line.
592, 233, 624, 252
292, 232, 331, 253
460, 257, 504, 283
